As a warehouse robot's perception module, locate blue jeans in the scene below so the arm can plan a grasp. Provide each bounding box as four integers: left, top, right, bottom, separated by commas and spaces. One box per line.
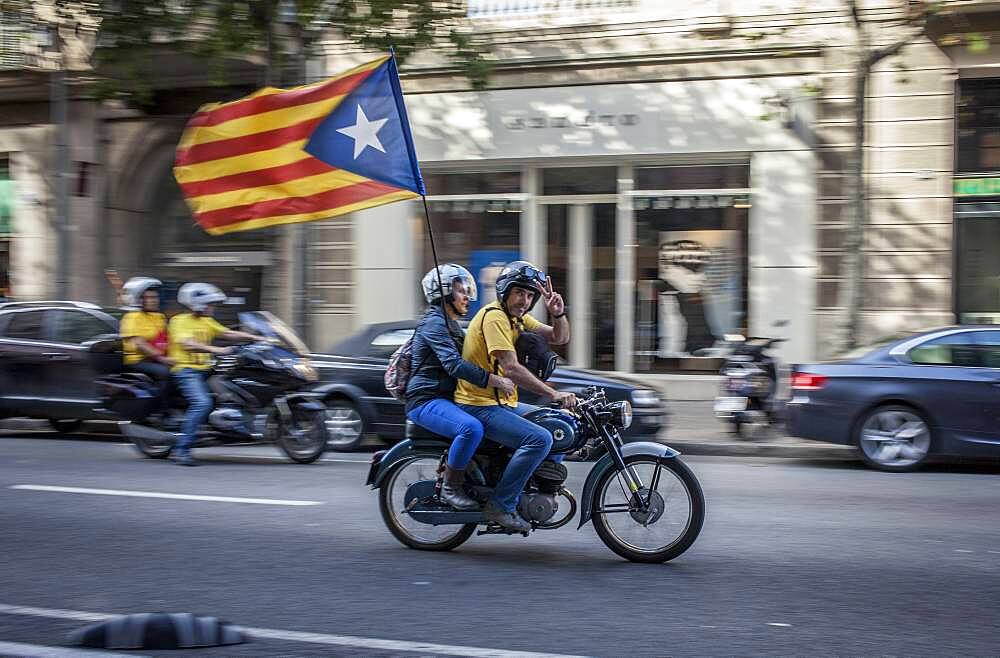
407, 398, 484, 470
458, 403, 553, 513
174, 368, 213, 453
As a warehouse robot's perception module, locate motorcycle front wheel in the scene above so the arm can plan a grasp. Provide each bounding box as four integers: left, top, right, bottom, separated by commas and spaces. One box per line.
273, 407, 328, 464
378, 457, 475, 552
591, 455, 705, 563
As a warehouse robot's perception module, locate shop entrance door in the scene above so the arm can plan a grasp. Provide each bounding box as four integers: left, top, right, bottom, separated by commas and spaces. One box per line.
545, 203, 616, 370
957, 214, 1000, 325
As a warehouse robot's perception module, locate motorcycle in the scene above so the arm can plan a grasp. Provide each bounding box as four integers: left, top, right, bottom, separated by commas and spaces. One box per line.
714, 323, 787, 439
366, 387, 705, 563
98, 311, 329, 464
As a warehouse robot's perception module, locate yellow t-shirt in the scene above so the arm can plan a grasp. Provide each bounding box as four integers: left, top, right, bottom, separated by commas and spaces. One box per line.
454, 301, 541, 407
120, 311, 167, 366
168, 313, 228, 373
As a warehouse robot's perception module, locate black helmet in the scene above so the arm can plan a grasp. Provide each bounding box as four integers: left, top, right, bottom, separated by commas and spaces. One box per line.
495, 260, 547, 313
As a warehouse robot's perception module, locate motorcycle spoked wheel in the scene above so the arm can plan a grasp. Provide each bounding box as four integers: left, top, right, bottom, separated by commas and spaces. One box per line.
270, 407, 328, 464
591, 455, 705, 563
378, 457, 476, 552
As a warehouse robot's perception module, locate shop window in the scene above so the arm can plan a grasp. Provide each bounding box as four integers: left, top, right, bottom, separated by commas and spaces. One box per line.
541, 167, 616, 195
546, 206, 570, 361
0, 153, 12, 237
633, 202, 749, 373
636, 164, 749, 191
958, 78, 1000, 174
956, 213, 1000, 324
425, 171, 520, 195
422, 173, 521, 315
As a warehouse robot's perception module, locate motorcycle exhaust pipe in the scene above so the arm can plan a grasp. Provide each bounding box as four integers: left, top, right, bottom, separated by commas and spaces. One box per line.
121, 422, 177, 445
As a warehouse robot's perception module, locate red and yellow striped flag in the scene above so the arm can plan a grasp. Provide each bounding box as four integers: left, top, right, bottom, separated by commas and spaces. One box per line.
174, 55, 425, 235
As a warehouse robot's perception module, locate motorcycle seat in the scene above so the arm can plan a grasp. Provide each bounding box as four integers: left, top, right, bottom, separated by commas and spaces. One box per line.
405, 420, 449, 441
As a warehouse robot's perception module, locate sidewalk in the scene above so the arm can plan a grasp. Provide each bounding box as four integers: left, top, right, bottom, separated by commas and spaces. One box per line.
1, 405, 859, 461
657, 401, 857, 460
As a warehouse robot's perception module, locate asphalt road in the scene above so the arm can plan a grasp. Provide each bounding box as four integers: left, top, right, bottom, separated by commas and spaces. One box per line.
1, 435, 998, 657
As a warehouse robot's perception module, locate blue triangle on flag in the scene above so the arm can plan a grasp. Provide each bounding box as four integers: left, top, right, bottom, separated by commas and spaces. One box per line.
305, 58, 425, 195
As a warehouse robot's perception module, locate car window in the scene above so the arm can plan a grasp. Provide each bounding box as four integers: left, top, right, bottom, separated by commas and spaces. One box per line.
3, 310, 46, 340
973, 330, 1000, 369
51, 310, 114, 345
370, 329, 414, 357
908, 332, 981, 367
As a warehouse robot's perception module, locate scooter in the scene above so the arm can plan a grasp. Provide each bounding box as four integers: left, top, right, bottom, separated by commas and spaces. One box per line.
714, 322, 787, 439
98, 312, 329, 463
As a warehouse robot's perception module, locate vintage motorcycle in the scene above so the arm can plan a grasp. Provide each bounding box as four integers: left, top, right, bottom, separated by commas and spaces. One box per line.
98, 311, 329, 464
366, 387, 705, 563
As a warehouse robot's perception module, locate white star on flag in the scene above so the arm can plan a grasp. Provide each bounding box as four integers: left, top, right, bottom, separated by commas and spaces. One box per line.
337, 105, 388, 159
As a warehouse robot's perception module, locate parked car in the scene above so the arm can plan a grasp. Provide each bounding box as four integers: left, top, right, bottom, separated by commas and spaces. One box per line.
307, 320, 669, 451
0, 301, 122, 431
787, 326, 1000, 471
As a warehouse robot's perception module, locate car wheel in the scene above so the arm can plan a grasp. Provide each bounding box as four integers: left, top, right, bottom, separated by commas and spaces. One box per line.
49, 419, 82, 434
323, 399, 365, 452
856, 404, 932, 472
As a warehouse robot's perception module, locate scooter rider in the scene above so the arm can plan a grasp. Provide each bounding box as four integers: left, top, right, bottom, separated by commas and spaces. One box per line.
168, 283, 266, 466
454, 260, 575, 533
406, 264, 515, 510
120, 276, 174, 379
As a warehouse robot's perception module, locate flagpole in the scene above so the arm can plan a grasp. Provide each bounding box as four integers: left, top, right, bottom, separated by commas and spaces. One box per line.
420, 195, 447, 308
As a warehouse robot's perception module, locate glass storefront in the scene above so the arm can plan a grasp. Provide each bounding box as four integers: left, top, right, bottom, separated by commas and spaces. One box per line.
419, 164, 749, 373
633, 165, 750, 373
955, 78, 1000, 326
955, 204, 1000, 324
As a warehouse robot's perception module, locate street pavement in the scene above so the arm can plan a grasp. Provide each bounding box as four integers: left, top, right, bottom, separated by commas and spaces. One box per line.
1, 435, 999, 657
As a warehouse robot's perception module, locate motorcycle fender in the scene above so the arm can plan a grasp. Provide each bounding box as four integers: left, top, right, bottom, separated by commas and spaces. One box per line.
281, 392, 326, 412
577, 441, 680, 529
367, 439, 449, 489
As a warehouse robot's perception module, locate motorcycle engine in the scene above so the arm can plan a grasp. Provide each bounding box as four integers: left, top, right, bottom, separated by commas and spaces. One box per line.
518, 461, 570, 524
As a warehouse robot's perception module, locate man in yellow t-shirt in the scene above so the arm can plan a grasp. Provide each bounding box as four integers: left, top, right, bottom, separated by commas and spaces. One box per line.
454, 260, 574, 533
169, 282, 265, 466
119, 277, 174, 416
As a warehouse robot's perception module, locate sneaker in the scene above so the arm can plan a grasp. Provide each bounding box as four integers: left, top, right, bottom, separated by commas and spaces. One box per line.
483, 501, 531, 533
171, 450, 198, 467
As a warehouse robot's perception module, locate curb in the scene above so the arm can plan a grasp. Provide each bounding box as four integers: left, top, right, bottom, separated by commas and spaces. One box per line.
665, 437, 857, 460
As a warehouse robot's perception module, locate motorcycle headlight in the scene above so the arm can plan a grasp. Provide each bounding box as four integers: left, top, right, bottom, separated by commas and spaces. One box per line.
630, 388, 659, 407
293, 363, 318, 382
609, 400, 633, 429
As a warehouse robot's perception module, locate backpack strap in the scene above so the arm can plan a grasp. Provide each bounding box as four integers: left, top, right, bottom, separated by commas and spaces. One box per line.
480, 306, 517, 404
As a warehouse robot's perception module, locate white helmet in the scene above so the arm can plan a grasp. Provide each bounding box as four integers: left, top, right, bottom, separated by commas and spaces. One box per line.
122, 276, 161, 310
178, 282, 226, 312
421, 264, 477, 305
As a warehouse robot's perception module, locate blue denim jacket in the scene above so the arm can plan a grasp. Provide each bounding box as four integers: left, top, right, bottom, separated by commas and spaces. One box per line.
404, 307, 491, 414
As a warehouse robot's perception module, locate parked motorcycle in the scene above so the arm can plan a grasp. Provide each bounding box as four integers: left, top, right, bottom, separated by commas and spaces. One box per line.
98, 311, 329, 464
367, 387, 705, 563
714, 323, 787, 439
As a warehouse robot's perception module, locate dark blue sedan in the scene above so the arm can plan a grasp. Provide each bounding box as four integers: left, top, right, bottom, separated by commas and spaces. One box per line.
787, 326, 1000, 471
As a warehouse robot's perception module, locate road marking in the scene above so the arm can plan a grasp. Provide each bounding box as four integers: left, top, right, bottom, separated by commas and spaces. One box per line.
767, 623, 792, 627
0, 603, 589, 658
954, 549, 974, 553
412, 581, 431, 585
0, 641, 148, 658
321, 458, 370, 463
10, 485, 322, 507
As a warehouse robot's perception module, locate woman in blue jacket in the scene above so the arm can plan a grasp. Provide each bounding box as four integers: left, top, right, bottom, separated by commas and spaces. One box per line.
406, 264, 514, 510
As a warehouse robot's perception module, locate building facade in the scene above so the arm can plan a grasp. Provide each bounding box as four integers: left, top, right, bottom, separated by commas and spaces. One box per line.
0, 0, 995, 372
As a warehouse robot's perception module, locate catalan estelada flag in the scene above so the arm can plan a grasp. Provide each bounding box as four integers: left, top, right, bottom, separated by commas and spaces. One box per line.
174, 55, 425, 235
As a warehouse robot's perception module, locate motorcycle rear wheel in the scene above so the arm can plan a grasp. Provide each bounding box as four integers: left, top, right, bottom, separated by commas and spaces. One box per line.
378, 457, 476, 552
273, 408, 328, 464
591, 455, 705, 563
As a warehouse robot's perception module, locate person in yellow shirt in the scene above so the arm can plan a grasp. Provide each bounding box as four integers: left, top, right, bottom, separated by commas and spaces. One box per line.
120, 277, 174, 417
454, 261, 574, 532
169, 282, 266, 466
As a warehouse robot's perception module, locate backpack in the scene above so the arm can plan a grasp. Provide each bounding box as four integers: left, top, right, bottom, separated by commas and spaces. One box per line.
384, 336, 415, 401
